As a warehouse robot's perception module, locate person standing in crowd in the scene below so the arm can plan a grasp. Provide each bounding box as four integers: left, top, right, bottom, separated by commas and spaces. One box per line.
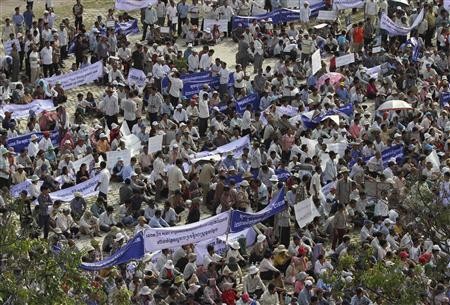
72, 0, 84, 30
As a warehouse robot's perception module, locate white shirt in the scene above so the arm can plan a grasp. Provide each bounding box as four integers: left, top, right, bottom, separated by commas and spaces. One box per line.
29, 51, 40, 69
168, 75, 183, 98
98, 168, 111, 194
38, 137, 53, 152
199, 53, 212, 71
99, 94, 119, 116
188, 54, 199, 72
219, 68, 230, 85
40, 46, 53, 65
234, 71, 245, 89
198, 98, 210, 118
27, 141, 39, 157
121, 98, 137, 121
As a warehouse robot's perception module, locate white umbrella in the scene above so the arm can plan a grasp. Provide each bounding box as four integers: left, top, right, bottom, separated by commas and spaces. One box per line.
377, 100, 413, 111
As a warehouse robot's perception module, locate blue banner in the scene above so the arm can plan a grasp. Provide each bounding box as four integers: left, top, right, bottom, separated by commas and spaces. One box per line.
440, 92, 450, 108
233, 9, 303, 29
275, 169, 291, 182
350, 145, 404, 168
161, 72, 234, 98
80, 232, 145, 271
302, 103, 353, 129
229, 187, 286, 233
7, 130, 59, 153
235, 94, 260, 113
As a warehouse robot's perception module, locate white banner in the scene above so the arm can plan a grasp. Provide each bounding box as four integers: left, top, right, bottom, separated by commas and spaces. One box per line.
335, 53, 355, 67
123, 134, 142, 156
333, 0, 364, 10
46, 61, 103, 90
317, 10, 338, 20
127, 68, 147, 87
311, 49, 322, 75
425, 150, 440, 170
0, 99, 54, 120
366, 64, 382, 78
380, 8, 424, 36
71, 154, 95, 173
190, 135, 250, 161
106, 149, 132, 170
115, 0, 157, 11
294, 197, 321, 228
301, 137, 318, 158
325, 142, 347, 157
148, 134, 163, 154
36, 175, 101, 203
143, 212, 231, 252
120, 121, 131, 136
203, 19, 229, 33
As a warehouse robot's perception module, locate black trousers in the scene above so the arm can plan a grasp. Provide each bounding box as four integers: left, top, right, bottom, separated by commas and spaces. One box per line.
178, 17, 187, 35
142, 22, 149, 40
39, 215, 50, 239
126, 119, 137, 131
75, 16, 83, 30
105, 114, 118, 129
43, 64, 54, 77
198, 117, 208, 137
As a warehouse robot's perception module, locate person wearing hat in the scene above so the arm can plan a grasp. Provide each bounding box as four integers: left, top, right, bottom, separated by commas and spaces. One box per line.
225, 240, 245, 265
160, 259, 181, 283
335, 166, 351, 206
134, 215, 151, 235
322, 151, 337, 183
243, 265, 265, 299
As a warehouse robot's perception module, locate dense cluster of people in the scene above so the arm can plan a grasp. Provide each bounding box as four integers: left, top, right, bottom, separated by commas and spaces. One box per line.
0, 0, 449, 304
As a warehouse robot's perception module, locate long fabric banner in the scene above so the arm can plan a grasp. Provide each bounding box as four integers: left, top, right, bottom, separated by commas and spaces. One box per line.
230, 188, 285, 232
333, 0, 365, 10
302, 103, 353, 129
0, 99, 54, 120
232, 8, 301, 29
380, 9, 424, 36
439, 92, 450, 107
115, 0, 157, 11
46, 61, 103, 90
44, 175, 100, 202
350, 145, 404, 168
7, 130, 60, 152
81, 232, 145, 271
161, 71, 234, 98
100, 19, 140, 36
143, 212, 230, 252
190, 135, 250, 162
235, 94, 260, 113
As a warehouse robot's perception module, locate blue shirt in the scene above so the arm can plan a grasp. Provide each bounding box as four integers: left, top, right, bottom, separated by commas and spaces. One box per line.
121, 164, 134, 181
336, 87, 350, 102
23, 11, 33, 28
149, 216, 169, 228
177, 3, 189, 18
12, 14, 24, 26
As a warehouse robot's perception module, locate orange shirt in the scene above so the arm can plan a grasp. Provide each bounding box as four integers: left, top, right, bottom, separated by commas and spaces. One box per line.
353, 27, 364, 44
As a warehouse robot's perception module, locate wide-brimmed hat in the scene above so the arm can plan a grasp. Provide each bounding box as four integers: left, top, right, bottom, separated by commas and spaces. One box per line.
248, 265, 259, 275
139, 286, 152, 295
274, 244, 288, 254
230, 241, 240, 250
164, 260, 174, 270
114, 233, 125, 242
257, 234, 266, 243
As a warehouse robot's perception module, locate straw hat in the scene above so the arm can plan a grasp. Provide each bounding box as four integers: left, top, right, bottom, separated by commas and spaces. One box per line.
248, 265, 259, 275
230, 241, 240, 250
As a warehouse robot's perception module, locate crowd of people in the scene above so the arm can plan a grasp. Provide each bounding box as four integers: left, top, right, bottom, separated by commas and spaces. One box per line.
0, 0, 449, 304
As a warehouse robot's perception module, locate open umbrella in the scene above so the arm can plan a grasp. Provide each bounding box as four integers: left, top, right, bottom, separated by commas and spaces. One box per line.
316, 72, 344, 88
377, 100, 413, 111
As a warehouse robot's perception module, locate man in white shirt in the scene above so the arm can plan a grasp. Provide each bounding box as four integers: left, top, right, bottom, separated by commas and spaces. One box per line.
198, 92, 210, 137
218, 61, 230, 98
233, 64, 245, 94
168, 71, 183, 107
40, 41, 53, 77
322, 151, 337, 183
121, 95, 137, 130
187, 50, 200, 72
95, 161, 111, 199
173, 104, 188, 123
27, 134, 40, 159
167, 159, 186, 195
38, 131, 53, 152
98, 87, 119, 129
199, 49, 214, 71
